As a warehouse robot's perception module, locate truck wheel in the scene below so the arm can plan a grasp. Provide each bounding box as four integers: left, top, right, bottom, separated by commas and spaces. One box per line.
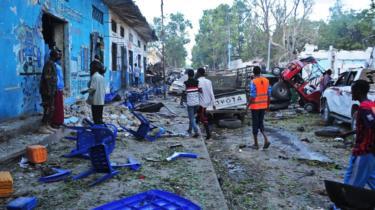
271, 81, 291, 101
272, 67, 283, 76
304, 103, 315, 113
321, 100, 334, 125
218, 119, 242, 129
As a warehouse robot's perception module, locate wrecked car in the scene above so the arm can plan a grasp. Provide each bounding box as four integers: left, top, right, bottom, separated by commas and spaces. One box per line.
321, 68, 375, 129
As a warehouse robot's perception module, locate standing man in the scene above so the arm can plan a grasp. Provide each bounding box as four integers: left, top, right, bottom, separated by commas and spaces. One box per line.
184, 69, 200, 138
249, 66, 271, 150
51, 49, 64, 128
343, 80, 375, 189
134, 63, 140, 87
196, 67, 215, 140
39, 48, 60, 134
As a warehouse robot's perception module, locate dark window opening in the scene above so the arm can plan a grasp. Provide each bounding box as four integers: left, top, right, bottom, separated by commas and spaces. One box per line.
138, 40, 141, 48
129, 33, 133, 43
92, 6, 103, 24
112, 43, 118, 71
111, 20, 117, 33
120, 26, 124, 37
144, 44, 147, 51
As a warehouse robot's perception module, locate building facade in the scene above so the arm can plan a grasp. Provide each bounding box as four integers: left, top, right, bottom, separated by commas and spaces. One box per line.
0, 0, 156, 121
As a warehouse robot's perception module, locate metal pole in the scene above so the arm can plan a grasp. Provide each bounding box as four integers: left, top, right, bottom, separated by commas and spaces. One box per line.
266, 38, 271, 71
161, 0, 166, 99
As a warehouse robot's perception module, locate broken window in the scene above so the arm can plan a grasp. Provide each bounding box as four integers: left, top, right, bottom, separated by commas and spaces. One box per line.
120, 26, 124, 37
111, 20, 117, 33
92, 6, 103, 24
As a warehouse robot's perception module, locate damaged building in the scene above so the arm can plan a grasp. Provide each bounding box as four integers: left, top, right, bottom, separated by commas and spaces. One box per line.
0, 0, 157, 120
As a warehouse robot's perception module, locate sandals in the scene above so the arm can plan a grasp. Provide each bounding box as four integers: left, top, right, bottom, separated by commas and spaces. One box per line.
263, 142, 271, 149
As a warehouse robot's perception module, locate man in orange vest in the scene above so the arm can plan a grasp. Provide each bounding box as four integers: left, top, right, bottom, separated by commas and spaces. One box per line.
249, 66, 271, 150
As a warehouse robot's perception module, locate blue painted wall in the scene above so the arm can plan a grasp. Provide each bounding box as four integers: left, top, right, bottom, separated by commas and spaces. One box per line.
0, 0, 110, 121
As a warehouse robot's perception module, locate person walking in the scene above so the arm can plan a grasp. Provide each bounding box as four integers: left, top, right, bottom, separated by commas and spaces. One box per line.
248, 66, 271, 150
39, 48, 60, 134
196, 67, 215, 140
184, 69, 200, 138
134, 63, 140, 87
51, 49, 64, 128
343, 80, 375, 189
83, 59, 106, 124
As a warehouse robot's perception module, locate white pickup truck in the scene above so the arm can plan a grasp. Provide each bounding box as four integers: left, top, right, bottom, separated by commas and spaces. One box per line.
321, 68, 375, 129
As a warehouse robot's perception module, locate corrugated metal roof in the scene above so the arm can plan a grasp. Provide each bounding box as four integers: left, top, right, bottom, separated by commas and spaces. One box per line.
103, 0, 158, 42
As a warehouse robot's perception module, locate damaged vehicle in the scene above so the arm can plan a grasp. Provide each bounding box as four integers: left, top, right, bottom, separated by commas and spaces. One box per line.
321, 68, 375, 129
206, 66, 280, 123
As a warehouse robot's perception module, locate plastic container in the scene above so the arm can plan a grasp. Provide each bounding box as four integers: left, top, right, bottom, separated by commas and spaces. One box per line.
7, 197, 37, 210
26, 145, 47, 164
0, 171, 13, 197
93, 190, 201, 210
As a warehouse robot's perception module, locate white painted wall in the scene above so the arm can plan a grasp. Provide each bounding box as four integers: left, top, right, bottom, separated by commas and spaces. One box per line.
108, 10, 148, 73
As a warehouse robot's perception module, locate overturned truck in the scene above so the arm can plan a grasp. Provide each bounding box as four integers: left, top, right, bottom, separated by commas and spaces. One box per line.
206, 66, 284, 123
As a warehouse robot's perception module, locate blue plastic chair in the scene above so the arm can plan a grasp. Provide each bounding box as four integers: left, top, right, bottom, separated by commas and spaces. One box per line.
120, 111, 165, 141
93, 190, 201, 210
64, 123, 117, 158
73, 144, 141, 186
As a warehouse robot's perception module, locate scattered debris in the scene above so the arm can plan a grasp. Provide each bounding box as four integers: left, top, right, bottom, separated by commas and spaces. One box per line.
169, 144, 183, 149
314, 126, 344, 137
0, 171, 13, 197
39, 168, 71, 183
166, 152, 198, 161
301, 138, 311, 143
64, 116, 80, 125
6, 196, 38, 210
26, 145, 48, 164
297, 126, 305, 132
18, 157, 29, 168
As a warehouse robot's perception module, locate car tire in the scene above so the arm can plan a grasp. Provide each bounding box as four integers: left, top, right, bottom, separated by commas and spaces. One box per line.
304, 103, 315, 113
321, 100, 334, 125
218, 118, 242, 129
271, 81, 291, 101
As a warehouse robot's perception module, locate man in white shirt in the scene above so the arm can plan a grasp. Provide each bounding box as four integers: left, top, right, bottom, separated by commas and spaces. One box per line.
196, 67, 216, 140
84, 60, 106, 124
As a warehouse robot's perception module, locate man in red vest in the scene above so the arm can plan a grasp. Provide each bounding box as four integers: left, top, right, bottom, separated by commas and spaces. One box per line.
249, 66, 272, 150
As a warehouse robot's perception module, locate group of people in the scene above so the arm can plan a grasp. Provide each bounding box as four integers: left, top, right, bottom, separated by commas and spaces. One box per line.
182, 65, 272, 148
39, 49, 375, 195
183, 68, 216, 140
39, 48, 65, 134
39, 49, 107, 133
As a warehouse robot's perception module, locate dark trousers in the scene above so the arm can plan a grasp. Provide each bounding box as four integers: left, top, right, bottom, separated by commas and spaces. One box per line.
41, 94, 55, 125
91, 105, 104, 124
251, 109, 265, 135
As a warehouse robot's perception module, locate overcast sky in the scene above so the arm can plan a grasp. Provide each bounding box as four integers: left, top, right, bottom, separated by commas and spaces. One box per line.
135, 0, 372, 61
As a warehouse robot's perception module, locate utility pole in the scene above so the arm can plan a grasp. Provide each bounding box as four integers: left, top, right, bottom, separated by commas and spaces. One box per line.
161, 0, 166, 99
266, 38, 271, 71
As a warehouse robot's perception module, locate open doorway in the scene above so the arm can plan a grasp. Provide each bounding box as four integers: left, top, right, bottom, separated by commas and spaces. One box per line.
128, 50, 133, 86
41, 13, 68, 87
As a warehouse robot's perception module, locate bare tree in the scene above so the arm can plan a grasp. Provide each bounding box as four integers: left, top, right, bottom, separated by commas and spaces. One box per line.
249, 0, 314, 64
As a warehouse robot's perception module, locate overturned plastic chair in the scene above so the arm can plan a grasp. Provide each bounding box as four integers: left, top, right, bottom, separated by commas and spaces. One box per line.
120, 111, 165, 142
64, 123, 117, 158
324, 180, 375, 210
73, 144, 141, 186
